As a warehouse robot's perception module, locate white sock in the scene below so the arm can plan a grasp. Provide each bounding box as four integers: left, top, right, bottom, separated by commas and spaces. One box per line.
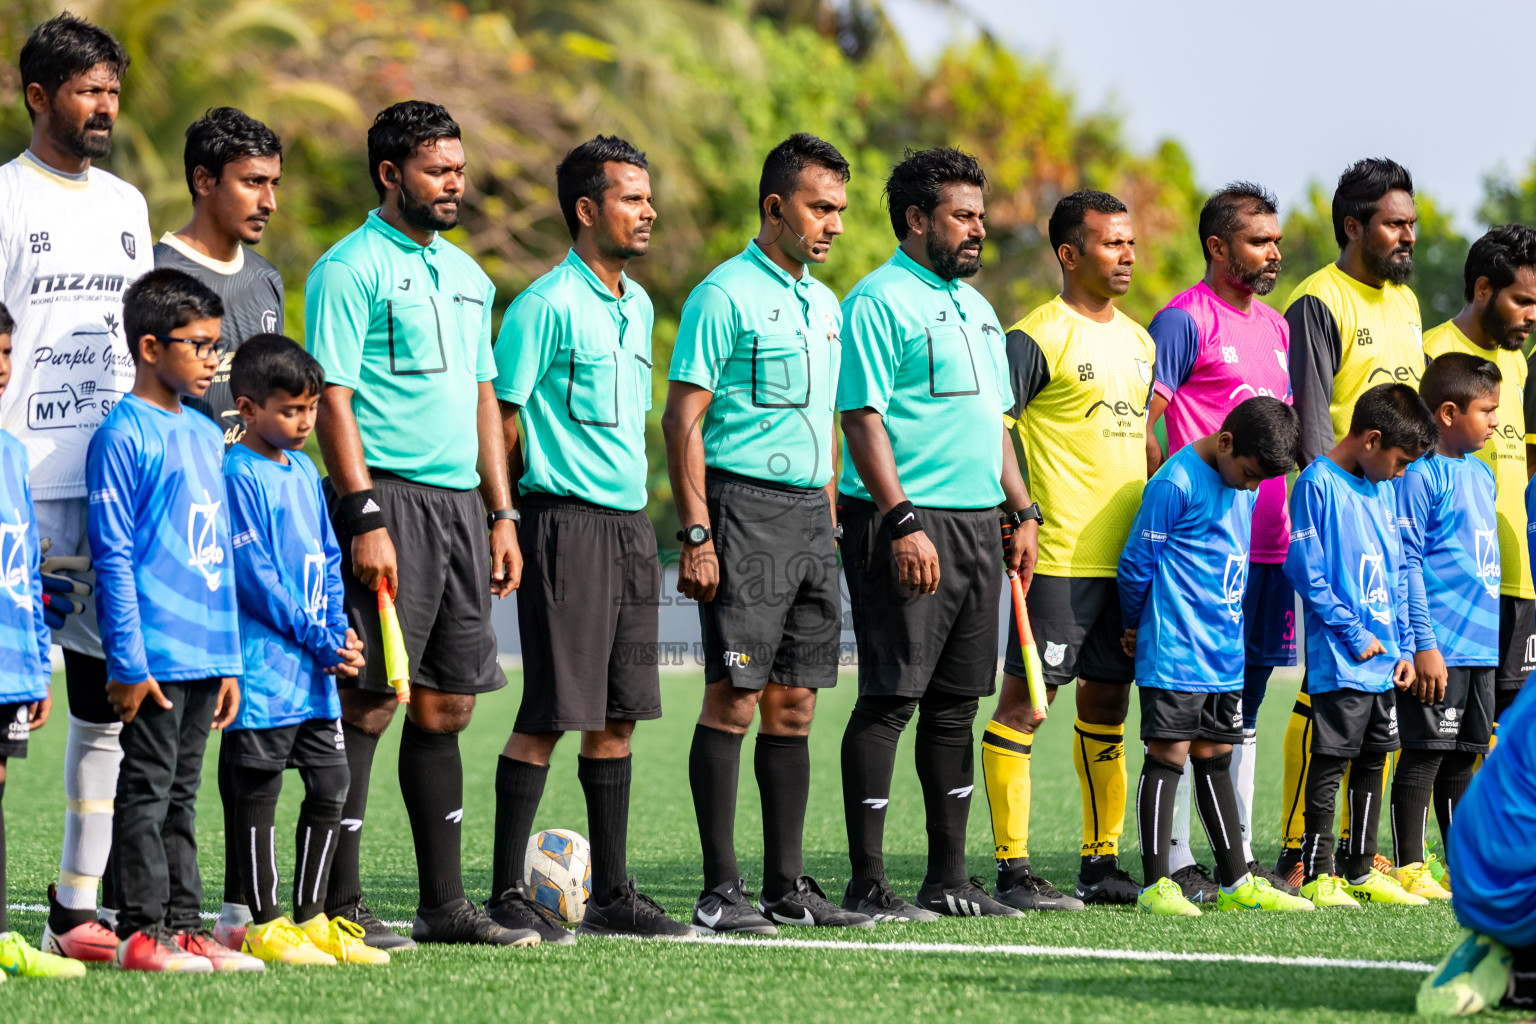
1168, 762, 1196, 873
58, 715, 123, 910
1220, 871, 1254, 894
1232, 728, 1258, 864
219, 903, 252, 926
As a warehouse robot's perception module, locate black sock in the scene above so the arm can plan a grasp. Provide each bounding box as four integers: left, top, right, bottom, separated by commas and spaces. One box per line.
1191, 752, 1247, 887
841, 696, 916, 885
232, 766, 283, 925
913, 693, 977, 888
1390, 749, 1440, 866
218, 741, 240, 907
579, 755, 631, 903
997, 857, 1033, 889
327, 722, 378, 913
398, 718, 465, 909
1434, 751, 1477, 858
1339, 752, 1387, 881
1, 778, 8, 933
294, 765, 348, 922
492, 756, 548, 901
1137, 754, 1182, 885
1302, 752, 1348, 881
756, 733, 810, 901
689, 725, 743, 892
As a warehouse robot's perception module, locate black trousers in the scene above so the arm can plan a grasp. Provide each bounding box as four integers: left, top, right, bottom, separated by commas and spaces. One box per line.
111, 679, 219, 938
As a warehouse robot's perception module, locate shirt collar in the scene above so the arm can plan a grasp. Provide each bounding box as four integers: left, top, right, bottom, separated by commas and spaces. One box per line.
744, 239, 807, 290
892, 245, 957, 292
366, 208, 442, 255
562, 248, 632, 305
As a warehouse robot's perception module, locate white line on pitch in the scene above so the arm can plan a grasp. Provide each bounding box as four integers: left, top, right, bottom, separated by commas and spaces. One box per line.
3, 903, 1436, 972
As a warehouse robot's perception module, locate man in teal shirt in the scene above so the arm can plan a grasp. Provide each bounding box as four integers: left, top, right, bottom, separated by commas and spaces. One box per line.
663, 134, 872, 934
837, 147, 1039, 921
486, 136, 689, 942
306, 102, 531, 949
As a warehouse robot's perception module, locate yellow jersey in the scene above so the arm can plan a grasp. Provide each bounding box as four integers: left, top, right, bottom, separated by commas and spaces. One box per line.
1284, 262, 1423, 465
1423, 321, 1532, 599
1006, 297, 1154, 577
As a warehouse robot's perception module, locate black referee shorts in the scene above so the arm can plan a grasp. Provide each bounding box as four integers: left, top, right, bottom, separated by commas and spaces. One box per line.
840, 495, 1000, 699
514, 493, 662, 734
328, 471, 504, 696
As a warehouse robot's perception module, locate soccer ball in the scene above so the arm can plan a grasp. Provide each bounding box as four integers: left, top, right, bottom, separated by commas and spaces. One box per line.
524, 829, 592, 924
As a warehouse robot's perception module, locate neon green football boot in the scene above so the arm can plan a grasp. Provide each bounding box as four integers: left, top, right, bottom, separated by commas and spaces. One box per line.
1345, 868, 1430, 906
0, 931, 86, 979
1137, 877, 1202, 916
1216, 875, 1315, 912
1299, 873, 1361, 909
1418, 930, 1512, 1016
1391, 862, 1452, 901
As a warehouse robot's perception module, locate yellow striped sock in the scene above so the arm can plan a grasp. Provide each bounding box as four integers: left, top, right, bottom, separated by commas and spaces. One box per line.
982, 721, 1033, 861
1280, 689, 1312, 850
1073, 717, 1126, 858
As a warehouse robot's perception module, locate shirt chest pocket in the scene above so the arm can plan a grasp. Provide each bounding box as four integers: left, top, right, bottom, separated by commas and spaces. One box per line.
385, 298, 448, 375
564, 346, 620, 428
751, 331, 810, 408
926, 323, 980, 398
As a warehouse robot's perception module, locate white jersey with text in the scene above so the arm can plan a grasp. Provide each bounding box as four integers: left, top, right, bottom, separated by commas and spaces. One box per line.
0, 151, 151, 500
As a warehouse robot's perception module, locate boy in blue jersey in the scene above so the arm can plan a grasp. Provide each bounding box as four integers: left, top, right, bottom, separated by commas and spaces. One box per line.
88, 269, 257, 973
1120, 397, 1313, 916
1390, 353, 1502, 902
0, 302, 87, 981
215, 335, 377, 967
1283, 382, 1438, 910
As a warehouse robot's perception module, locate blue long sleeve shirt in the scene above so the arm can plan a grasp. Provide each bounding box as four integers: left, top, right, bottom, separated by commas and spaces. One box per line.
225, 445, 346, 730
86, 394, 241, 685
1282, 455, 1413, 693
0, 430, 51, 703
1397, 453, 1499, 666
1118, 444, 1256, 691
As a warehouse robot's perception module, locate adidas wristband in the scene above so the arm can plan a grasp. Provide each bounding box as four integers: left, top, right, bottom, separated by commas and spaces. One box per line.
884, 500, 923, 539
338, 488, 386, 536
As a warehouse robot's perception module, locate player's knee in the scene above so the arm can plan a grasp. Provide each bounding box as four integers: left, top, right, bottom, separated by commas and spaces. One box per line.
1145, 740, 1189, 767
341, 690, 397, 736
916, 691, 979, 742
0, 758, 7, 784
505, 730, 561, 765
1075, 678, 1129, 724
700, 682, 760, 732
235, 765, 284, 804
761, 684, 816, 735
1439, 750, 1477, 783
299, 764, 350, 814
407, 695, 474, 735
850, 694, 919, 736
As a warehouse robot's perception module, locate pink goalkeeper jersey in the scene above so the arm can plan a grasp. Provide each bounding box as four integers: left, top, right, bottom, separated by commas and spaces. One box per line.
1149, 281, 1292, 562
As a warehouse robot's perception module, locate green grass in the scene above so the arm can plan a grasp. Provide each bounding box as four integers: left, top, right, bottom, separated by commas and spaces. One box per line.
0, 668, 1516, 1023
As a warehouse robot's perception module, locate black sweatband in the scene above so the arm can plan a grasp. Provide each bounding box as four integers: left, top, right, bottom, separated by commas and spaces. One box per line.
885, 500, 923, 539
337, 488, 386, 536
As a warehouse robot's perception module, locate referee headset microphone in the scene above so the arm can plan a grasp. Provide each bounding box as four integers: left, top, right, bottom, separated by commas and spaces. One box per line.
771, 200, 817, 256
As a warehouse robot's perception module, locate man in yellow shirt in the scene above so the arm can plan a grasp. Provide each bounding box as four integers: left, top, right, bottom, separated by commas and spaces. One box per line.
1424, 226, 1536, 722
981, 190, 1153, 908
1278, 158, 1424, 884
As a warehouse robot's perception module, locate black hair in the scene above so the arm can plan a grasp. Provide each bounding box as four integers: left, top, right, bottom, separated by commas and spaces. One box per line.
1048, 189, 1128, 256
759, 133, 850, 217
1331, 158, 1413, 250
556, 135, 648, 241
367, 101, 460, 200
1348, 381, 1438, 453
1420, 351, 1501, 415
122, 269, 224, 360
884, 147, 987, 241
1198, 182, 1278, 267
1222, 396, 1299, 478
1463, 223, 1536, 302
183, 107, 282, 198
19, 13, 129, 121
0, 302, 12, 337
229, 333, 325, 404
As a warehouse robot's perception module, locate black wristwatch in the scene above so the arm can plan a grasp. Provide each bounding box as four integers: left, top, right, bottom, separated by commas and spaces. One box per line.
677, 524, 712, 547
1004, 502, 1044, 527
487, 508, 520, 529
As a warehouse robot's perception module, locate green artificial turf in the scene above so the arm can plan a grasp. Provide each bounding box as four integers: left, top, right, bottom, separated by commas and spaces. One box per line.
0, 668, 1516, 1023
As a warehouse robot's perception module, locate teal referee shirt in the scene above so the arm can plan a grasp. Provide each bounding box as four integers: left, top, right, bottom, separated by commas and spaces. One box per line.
494, 249, 654, 512
835, 246, 1011, 509
305, 210, 496, 490
669, 240, 842, 488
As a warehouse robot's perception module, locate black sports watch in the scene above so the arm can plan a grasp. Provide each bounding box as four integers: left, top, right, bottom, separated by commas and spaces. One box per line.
677, 524, 712, 546
487, 508, 520, 529
1004, 502, 1044, 527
